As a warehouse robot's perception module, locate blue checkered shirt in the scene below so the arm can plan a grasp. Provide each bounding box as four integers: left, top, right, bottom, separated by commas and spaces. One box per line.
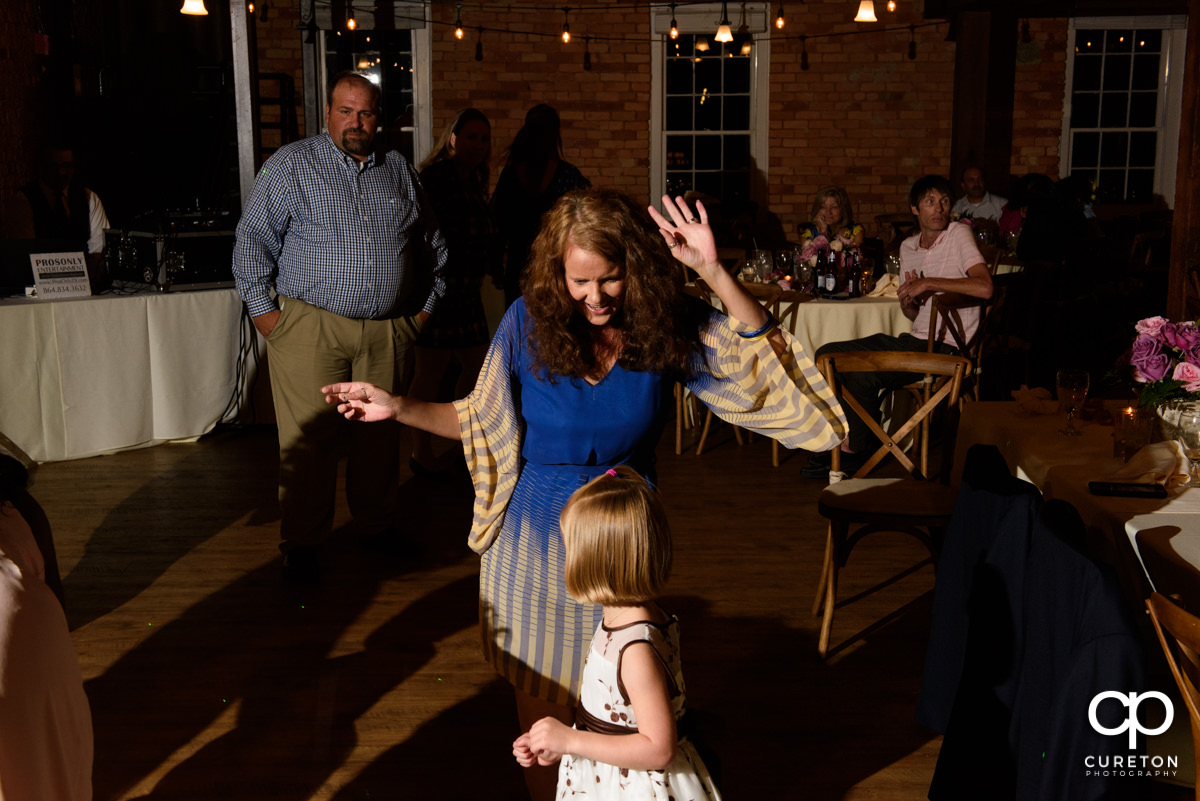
233, 133, 447, 319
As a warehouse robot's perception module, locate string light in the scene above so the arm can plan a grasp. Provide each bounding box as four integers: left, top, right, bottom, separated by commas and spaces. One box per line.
454, 4, 464, 40
775, 3, 785, 29
669, 3, 678, 39
561, 7, 571, 44
247, 2, 254, 14
475, 27, 483, 61
801, 35, 809, 70
887, 0, 896, 11
346, 0, 356, 31
854, 1, 877, 23
180, 0, 208, 14
908, 24, 916, 59
715, 1, 733, 43
584, 36, 592, 70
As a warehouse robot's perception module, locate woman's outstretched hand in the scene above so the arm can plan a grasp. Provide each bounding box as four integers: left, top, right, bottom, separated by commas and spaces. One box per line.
647, 195, 721, 283
321, 381, 400, 422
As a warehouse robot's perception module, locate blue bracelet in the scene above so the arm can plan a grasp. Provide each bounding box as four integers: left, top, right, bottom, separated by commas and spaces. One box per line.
737, 310, 777, 341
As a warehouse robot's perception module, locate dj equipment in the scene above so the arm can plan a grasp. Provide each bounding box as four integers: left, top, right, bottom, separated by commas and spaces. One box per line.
104, 228, 236, 291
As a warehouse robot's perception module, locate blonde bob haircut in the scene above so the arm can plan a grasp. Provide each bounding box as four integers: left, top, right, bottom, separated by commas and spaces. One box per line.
560, 465, 673, 606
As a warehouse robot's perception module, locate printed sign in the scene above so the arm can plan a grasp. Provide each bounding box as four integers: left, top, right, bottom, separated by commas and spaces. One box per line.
30, 251, 91, 299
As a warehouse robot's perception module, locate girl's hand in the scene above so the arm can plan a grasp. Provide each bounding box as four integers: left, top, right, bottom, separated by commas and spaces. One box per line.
512, 733, 538, 768
526, 716, 573, 764
647, 195, 721, 284
321, 381, 401, 422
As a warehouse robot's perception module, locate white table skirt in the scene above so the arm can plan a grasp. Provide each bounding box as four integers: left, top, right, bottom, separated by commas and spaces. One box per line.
787, 296, 913, 358
0, 289, 246, 462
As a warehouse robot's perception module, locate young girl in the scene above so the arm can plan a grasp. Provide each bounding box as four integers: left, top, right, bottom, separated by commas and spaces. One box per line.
512, 466, 722, 800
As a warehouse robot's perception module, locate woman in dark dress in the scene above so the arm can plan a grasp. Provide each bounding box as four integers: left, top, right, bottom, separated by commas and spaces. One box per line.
490, 104, 590, 307
409, 108, 495, 474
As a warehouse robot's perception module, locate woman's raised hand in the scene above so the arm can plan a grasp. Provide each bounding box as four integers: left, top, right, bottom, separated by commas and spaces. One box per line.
647, 195, 721, 283
321, 381, 401, 422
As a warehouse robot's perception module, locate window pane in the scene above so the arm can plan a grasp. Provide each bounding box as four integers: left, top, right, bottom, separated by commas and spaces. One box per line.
695, 136, 721, 170
1102, 55, 1131, 91
1099, 93, 1128, 127
695, 172, 723, 198
696, 59, 721, 93
1073, 55, 1102, 91
723, 95, 750, 130
1130, 131, 1157, 167
1129, 92, 1158, 127
1131, 54, 1160, 91
1127, 169, 1154, 202
666, 135, 693, 170
724, 135, 750, 171
695, 95, 721, 131
1136, 29, 1162, 51
1071, 93, 1099, 128
1072, 132, 1100, 169
1105, 29, 1133, 53
1097, 169, 1125, 203
724, 58, 750, 93
665, 58, 692, 95
666, 96, 692, 130
1100, 131, 1129, 168
1077, 35, 1101, 54
724, 172, 750, 207
666, 172, 692, 197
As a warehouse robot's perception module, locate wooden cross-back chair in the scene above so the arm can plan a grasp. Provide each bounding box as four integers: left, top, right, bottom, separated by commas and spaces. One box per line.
925, 293, 993, 403
1146, 591, 1200, 801
812, 349, 971, 658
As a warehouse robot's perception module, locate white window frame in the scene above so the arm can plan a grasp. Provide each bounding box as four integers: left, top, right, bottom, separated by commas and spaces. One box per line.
649, 3, 771, 207
1061, 15, 1187, 207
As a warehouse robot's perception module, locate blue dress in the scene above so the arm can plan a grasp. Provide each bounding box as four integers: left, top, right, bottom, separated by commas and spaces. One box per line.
455, 298, 845, 705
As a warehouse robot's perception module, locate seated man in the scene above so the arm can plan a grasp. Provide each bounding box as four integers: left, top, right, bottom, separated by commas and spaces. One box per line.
951, 165, 1007, 223
804, 175, 993, 477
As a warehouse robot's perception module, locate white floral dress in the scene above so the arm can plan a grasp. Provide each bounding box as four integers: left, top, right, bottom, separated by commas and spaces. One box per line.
556, 617, 722, 800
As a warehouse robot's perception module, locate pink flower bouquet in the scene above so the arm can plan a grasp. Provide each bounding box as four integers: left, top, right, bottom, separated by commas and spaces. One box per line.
1127, 316, 1200, 407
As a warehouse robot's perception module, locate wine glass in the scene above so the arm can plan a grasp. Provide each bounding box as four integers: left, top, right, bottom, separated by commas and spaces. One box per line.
885, 254, 902, 277
1176, 409, 1200, 488
1056, 369, 1089, 436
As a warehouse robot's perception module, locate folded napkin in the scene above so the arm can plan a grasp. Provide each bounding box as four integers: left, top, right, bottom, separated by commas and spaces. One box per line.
1011, 385, 1058, 415
868, 274, 899, 297
1111, 440, 1191, 490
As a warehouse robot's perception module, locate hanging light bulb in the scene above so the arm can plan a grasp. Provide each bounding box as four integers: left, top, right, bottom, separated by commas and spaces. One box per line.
908, 25, 916, 59
669, 3, 679, 39
454, 4, 464, 40
800, 35, 809, 70
715, 2, 733, 43
735, 2, 752, 56
180, 0, 208, 14
247, 2, 255, 14
561, 7, 571, 44
854, 1, 877, 22
887, 0, 896, 11
346, 1, 356, 31
775, 3, 785, 29
583, 37, 592, 70
475, 27, 483, 61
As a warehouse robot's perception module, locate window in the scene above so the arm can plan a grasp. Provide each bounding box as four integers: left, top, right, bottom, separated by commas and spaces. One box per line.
650, 4, 770, 212
1062, 16, 1186, 206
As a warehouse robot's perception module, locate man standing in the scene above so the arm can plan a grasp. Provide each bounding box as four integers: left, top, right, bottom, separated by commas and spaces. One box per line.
951, 165, 1007, 223
3, 145, 110, 289
233, 71, 447, 582
804, 175, 992, 477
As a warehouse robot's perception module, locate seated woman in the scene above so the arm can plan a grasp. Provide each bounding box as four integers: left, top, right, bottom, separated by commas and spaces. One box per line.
798, 186, 865, 247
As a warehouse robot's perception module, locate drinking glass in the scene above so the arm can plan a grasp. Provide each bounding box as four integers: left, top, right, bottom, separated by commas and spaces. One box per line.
1176, 409, 1200, 487
1056, 369, 1090, 436
885, 254, 902, 277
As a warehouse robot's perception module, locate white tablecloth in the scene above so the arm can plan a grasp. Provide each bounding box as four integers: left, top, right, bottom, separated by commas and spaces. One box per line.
0, 289, 247, 462
786, 296, 913, 358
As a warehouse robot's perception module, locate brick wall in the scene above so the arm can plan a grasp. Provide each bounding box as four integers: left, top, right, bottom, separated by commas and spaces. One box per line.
1012, 17, 1069, 180
0, 0, 44, 224
252, 1, 307, 149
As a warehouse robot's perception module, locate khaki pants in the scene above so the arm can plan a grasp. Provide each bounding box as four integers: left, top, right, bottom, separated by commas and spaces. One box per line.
265, 297, 422, 549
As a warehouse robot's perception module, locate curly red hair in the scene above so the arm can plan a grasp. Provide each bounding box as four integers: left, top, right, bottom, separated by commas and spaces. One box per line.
521, 187, 704, 380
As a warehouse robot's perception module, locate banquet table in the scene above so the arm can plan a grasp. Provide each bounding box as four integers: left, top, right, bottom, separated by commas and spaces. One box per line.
784, 295, 912, 357
0, 288, 248, 463
953, 401, 1200, 610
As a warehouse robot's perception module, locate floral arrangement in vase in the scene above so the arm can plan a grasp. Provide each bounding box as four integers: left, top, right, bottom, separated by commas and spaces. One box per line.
1125, 316, 1200, 408
798, 231, 859, 268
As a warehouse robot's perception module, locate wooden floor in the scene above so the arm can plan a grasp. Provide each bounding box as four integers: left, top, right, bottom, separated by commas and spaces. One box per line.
28, 418, 1182, 801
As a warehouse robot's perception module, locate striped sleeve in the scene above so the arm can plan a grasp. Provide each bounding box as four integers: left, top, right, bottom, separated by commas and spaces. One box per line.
687, 310, 847, 453
453, 308, 524, 554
